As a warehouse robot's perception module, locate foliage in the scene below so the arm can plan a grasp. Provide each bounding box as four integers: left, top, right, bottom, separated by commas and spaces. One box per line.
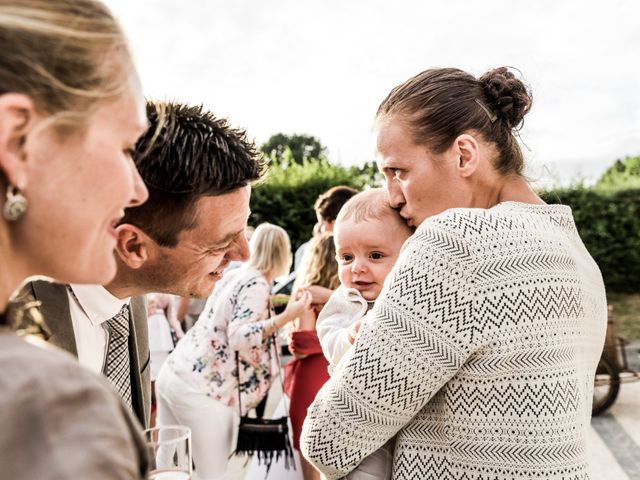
596, 156, 640, 190
607, 293, 640, 341
250, 158, 380, 250
260, 133, 327, 165
541, 187, 640, 293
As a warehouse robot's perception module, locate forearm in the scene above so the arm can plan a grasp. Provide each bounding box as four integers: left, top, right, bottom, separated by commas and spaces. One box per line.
261, 310, 294, 339
167, 316, 184, 336
176, 297, 189, 322
302, 314, 453, 478
300, 315, 393, 473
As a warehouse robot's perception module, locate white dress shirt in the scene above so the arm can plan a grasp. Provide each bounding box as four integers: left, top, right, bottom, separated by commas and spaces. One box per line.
67, 284, 131, 374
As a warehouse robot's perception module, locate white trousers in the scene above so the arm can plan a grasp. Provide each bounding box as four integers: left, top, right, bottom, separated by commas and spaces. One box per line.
156, 365, 239, 480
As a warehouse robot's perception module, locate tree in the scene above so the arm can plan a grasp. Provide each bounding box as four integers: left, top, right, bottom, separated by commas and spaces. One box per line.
348, 161, 383, 186
596, 156, 640, 189
260, 133, 327, 165
250, 158, 378, 249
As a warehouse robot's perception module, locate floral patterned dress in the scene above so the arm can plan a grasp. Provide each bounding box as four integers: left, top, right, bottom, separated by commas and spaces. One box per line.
164, 266, 278, 415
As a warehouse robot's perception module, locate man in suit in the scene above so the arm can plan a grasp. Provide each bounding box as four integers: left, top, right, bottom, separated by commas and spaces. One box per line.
26, 281, 152, 426
26, 101, 264, 427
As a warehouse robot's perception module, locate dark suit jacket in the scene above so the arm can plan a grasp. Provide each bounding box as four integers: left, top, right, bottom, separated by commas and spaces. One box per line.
26, 281, 151, 428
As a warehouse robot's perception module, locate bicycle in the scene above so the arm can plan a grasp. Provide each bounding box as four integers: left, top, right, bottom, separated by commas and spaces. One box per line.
592, 307, 639, 416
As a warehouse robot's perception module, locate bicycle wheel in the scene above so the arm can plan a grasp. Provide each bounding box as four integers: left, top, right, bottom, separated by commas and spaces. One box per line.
592, 352, 620, 416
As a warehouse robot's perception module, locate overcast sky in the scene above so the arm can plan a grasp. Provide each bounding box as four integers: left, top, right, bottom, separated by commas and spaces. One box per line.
105, 0, 640, 187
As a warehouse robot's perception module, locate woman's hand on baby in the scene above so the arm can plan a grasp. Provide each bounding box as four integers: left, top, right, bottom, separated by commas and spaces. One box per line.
283, 288, 313, 322
347, 319, 362, 344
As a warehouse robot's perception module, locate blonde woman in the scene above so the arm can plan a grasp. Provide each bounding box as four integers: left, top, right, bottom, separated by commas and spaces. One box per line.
285, 234, 339, 480
156, 223, 312, 480
0, 0, 149, 478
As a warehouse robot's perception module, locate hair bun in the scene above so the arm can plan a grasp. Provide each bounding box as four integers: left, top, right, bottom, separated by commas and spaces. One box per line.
479, 67, 532, 129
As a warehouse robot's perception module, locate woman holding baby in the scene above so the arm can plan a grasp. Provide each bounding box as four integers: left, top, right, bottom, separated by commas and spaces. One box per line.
302, 67, 608, 480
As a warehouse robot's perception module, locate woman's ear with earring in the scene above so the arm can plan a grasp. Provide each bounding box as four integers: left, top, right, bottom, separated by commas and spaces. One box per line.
0, 94, 37, 222
3, 184, 28, 221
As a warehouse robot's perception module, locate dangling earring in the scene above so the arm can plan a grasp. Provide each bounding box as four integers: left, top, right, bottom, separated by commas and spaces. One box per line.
3, 185, 28, 221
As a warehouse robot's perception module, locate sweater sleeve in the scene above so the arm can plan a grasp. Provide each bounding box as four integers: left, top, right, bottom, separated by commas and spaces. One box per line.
300, 223, 478, 479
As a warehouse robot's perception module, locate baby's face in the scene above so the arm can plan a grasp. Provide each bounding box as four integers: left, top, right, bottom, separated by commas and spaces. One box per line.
334, 217, 410, 301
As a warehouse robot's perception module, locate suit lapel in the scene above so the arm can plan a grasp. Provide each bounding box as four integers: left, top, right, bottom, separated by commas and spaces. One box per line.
30, 281, 78, 356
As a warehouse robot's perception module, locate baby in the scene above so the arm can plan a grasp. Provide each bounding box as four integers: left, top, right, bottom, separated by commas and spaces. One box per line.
316, 187, 413, 480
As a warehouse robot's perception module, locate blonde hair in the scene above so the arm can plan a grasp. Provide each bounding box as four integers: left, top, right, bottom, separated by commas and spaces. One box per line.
0, 0, 134, 136
336, 188, 412, 234
247, 223, 292, 279
293, 234, 339, 291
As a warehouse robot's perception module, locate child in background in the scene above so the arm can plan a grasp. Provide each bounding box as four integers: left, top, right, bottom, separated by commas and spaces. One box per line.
285, 234, 341, 480
315, 188, 413, 480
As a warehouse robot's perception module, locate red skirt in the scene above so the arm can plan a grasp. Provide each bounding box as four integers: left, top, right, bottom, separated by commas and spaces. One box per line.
284, 330, 330, 450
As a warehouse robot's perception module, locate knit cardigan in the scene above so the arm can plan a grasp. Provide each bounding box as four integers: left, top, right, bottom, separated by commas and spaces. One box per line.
300, 202, 607, 480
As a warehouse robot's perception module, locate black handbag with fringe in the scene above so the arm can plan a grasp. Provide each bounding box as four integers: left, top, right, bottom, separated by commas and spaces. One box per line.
233, 332, 295, 476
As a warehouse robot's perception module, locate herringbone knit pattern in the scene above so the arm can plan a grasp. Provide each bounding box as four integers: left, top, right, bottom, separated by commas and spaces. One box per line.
301, 202, 607, 480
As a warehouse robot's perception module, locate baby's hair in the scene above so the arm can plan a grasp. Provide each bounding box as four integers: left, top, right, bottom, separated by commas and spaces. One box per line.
335, 188, 411, 234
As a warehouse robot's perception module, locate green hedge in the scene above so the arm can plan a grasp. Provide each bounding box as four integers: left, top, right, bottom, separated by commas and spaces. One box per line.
541, 187, 640, 293
250, 159, 639, 293
250, 159, 377, 250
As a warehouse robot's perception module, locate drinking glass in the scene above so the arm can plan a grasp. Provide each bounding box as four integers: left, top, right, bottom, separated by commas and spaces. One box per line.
144, 425, 192, 480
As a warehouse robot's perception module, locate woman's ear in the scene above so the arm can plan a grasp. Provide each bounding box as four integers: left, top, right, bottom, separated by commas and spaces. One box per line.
454, 134, 481, 178
0, 94, 39, 189
114, 223, 151, 269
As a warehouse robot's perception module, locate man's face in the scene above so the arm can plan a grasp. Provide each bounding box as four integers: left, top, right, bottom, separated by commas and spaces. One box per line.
145, 186, 251, 298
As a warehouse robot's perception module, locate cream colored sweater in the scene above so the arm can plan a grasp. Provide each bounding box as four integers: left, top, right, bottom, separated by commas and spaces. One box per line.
301, 202, 607, 480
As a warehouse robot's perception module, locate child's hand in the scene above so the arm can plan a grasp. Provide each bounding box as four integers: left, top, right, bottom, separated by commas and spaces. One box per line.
347, 319, 362, 345
284, 288, 313, 322
306, 285, 333, 305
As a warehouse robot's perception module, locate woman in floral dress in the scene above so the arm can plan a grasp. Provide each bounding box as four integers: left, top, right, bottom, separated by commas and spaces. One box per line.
156, 223, 312, 480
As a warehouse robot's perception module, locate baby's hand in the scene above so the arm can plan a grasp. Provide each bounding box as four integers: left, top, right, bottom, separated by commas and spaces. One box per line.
347, 319, 362, 345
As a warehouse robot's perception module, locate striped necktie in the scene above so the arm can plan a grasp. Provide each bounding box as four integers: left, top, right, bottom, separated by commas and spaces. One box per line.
103, 304, 132, 409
